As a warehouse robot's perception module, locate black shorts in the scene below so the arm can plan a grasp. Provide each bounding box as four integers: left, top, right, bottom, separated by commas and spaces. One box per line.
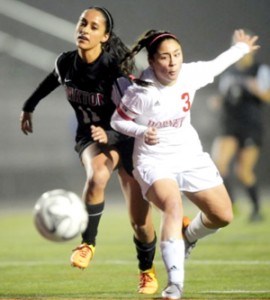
222, 124, 263, 148
75, 134, 134, 176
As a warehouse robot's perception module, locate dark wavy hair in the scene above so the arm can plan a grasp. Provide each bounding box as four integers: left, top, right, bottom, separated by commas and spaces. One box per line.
88, 6, 135, 76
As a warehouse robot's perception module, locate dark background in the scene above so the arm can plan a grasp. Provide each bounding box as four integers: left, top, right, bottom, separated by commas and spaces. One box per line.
1, 0, 269, 207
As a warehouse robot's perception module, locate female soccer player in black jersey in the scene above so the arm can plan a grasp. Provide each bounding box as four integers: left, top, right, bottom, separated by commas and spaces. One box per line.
20, 6, 158, 294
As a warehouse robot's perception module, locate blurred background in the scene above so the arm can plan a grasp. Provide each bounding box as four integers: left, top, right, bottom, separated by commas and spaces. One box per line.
1, 0, 269, 209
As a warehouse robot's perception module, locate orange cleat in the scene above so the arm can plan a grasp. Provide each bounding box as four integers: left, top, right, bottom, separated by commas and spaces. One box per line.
138, 265, 158, 294
70, 243, 95, 269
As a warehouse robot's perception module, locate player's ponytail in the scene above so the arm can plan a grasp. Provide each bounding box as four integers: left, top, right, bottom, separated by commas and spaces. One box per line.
103, 31, 135, 76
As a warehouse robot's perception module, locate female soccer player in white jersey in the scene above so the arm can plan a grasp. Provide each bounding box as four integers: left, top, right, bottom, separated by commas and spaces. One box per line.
111, 29, 259, 299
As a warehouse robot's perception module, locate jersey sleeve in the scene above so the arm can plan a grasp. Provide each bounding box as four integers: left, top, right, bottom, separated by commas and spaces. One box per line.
185, 42, 250, 90
22, 52, 73, 112
22, 71, 60, 112
54, 52, 69, 84
111, 85, 148, 138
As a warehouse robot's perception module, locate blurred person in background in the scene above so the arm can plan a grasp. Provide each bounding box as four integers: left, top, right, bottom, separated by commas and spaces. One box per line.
211, 29, 270, 222
20, 6, 158, 294
111, 28, 259, 299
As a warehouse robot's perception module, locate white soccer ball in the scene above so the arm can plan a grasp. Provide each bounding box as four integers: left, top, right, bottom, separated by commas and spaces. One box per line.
33, 189, 88, 242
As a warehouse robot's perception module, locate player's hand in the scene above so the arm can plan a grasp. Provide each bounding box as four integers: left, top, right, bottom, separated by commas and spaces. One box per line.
144, 127, 159, 145
20, 111, 33, 135
91, 125, 108, 144
232, 29, 260, 52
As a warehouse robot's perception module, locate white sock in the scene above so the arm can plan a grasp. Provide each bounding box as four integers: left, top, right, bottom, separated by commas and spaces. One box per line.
160, 239, 185, 286
185, 212, 218, 243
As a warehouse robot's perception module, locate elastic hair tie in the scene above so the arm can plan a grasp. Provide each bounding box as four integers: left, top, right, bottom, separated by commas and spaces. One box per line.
148, 33, 177, 49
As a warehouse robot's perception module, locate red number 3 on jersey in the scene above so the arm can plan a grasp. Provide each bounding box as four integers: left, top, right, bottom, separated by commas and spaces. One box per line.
181, 92, 191, 112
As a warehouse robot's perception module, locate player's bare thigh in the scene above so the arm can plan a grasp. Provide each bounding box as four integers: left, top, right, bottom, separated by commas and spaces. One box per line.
146, 179, 182, 211
147, 179, 183, 240
184, 184, 233, 228
211, 136, 239, 175
82, 143, 120, 177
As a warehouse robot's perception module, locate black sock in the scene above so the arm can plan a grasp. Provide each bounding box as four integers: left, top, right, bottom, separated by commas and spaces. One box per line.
246, 184, 260, 214
133, 234, 157, 271
82, 202, 105, 246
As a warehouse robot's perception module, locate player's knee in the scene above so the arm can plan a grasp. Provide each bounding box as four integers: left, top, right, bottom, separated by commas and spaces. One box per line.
208, 210, 233, 228
221, 210, 233, 227
86, 166, 110, 190
132, 222, 155, 243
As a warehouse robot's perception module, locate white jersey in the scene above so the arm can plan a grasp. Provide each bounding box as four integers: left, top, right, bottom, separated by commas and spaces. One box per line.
112, 42, 250, 169
111, 42, 251, 196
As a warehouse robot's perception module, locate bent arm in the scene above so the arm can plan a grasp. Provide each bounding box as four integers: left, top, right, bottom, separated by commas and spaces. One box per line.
20, 70, 60, 135
22, 71, 60, 112
111, 106, 147, 139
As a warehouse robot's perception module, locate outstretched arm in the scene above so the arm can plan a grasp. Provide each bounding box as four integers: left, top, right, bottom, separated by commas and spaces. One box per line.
187, 29, 261, 91
212, 29, 260, 75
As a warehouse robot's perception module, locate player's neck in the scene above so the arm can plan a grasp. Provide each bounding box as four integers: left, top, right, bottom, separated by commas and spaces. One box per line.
78, 47, 102, 64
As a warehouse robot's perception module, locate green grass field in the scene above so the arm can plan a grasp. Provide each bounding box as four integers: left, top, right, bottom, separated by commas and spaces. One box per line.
1, 198, 270, 300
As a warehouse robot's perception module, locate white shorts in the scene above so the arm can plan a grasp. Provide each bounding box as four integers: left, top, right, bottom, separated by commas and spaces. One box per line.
133, 152, 223, 198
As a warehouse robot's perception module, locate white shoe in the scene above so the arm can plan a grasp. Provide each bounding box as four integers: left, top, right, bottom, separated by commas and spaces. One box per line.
161, 282, 183, 299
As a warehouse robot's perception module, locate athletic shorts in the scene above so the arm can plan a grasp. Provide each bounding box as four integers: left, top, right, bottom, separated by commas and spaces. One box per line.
133, 152, 223, 198
75, 133, 134, 176
222, 124, 263, 148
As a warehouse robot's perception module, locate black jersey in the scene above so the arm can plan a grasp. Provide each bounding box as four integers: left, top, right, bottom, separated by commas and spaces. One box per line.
22, 50, 135, 174
23, 50, 124, 144
56, 51, 121, 138
219, 63, 263, 132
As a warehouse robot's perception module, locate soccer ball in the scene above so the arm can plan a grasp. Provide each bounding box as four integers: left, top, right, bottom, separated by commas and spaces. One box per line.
33, 189, 88, 242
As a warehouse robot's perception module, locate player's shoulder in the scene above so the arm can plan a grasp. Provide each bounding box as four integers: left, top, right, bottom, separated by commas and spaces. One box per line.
56, 50, 77, 67
54, 50, 77, 81
124, 81, 159, 110
136, 68, 159, 94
